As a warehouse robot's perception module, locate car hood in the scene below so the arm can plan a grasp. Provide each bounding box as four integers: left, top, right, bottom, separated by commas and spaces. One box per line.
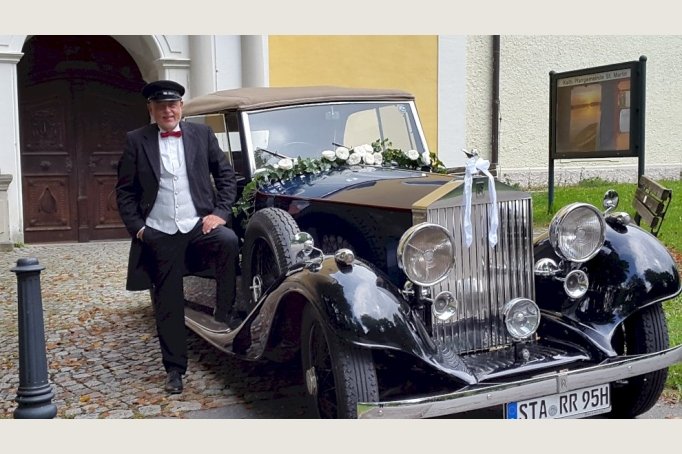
259, 167, 455, 211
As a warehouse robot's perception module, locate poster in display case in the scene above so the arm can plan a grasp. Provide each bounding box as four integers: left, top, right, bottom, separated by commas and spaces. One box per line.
550, 59, 643, 159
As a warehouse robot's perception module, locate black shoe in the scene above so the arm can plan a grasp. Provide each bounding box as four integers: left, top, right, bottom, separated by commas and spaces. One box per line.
164, 370, 183, 394
226, 313, 243, 330
213, 306, 231, 323
214, 308, 242, 330
216, 313, 242, 330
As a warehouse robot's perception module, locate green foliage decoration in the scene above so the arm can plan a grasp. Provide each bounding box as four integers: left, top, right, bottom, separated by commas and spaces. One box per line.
231, 139, 447, 226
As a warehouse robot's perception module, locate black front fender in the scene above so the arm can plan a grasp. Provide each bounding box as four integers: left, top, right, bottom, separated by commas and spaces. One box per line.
270, 257, 433, 352
250, 256, 477, 384
534, 221, 681, 355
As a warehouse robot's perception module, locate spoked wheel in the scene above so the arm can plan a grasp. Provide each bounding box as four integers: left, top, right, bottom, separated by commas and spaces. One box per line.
301, 304, 378, 418
242, 208, 300, 307
250, 239, 279, 299
609, 304, 670, 418
320, 233, 354, 255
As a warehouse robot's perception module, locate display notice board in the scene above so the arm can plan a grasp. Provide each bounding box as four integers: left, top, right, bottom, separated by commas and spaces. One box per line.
548, 56, 646, 211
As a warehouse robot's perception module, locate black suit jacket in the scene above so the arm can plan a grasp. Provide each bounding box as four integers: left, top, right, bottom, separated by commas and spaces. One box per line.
116, 121, 237, 290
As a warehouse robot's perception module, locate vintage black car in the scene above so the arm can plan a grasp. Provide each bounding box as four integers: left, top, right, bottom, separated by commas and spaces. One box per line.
179, 86, 682, 419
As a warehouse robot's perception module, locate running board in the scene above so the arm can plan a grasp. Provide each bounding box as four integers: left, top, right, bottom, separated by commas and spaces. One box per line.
184, 305, 240, 354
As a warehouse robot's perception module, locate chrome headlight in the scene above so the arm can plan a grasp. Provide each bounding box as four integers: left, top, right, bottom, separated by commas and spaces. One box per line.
549, 203, 605, 262
397, 223, 455, 286
503, 298, 540, 340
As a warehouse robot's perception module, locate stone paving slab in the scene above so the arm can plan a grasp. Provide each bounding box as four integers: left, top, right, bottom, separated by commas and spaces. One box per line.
0, 241, 310, 419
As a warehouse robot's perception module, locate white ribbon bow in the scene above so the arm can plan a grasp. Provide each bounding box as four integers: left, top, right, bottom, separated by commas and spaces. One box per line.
463, 151, 499, 248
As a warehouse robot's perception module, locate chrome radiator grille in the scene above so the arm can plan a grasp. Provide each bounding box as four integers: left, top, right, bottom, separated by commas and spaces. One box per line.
427, 197, 535, 354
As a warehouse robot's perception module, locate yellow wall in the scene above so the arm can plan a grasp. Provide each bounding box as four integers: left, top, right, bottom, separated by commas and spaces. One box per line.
268, 36, 439, 152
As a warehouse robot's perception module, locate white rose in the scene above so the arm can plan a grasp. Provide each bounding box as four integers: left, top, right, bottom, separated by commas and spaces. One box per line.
335, 147, 350, 161
354, 144, 373, 155
347, 153, 362, 165
420, 152, 431, 166
373, 152, 383, 165
406, 149, 420, 161
278, 158, 294, 170
363, 153, 375, 165
322, 150, 336, 161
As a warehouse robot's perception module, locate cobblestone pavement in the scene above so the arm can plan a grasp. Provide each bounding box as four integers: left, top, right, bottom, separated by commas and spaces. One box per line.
0, 241, 311, 419
1, 241, 680, 419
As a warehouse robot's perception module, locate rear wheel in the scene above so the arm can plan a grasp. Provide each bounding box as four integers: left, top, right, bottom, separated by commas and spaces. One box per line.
300, 304, 378, 418
609, 304, 669, 418
320, 233, 354, 254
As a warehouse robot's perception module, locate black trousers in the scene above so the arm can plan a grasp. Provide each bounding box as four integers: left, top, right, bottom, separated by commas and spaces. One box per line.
143, 221, 238, 374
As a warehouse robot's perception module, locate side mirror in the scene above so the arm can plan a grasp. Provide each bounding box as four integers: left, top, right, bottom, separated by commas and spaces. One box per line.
603, 190, 619, 214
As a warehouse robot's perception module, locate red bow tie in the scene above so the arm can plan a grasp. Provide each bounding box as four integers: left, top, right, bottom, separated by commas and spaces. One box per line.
160, 130, 182, 138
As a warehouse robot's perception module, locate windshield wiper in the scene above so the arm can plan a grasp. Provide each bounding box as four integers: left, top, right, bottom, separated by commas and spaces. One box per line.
255, 147, 292, 160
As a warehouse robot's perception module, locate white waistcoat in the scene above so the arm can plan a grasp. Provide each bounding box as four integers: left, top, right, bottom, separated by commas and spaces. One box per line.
146, 133, 200, 234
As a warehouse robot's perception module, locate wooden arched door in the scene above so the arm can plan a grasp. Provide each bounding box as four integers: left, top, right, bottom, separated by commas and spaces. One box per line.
18, 36, 149, 243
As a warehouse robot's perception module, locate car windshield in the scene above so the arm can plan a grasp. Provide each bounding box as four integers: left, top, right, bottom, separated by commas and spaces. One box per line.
245, 101, 426, 168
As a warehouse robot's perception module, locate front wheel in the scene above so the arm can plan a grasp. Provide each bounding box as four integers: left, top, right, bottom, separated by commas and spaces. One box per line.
241, 208, 300, 308
609, 304, 670, 418
300, 304, 378, 418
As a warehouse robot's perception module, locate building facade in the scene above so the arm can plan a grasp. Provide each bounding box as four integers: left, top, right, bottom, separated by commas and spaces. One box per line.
1, 35, 679, 245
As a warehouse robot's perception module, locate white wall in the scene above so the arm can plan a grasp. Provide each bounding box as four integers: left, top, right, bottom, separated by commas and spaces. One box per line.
215, 36, 243, 90
464, 35, 494, 165
494, 35, 682, 187
437, 36, 468, 168
0, 36, 25, 243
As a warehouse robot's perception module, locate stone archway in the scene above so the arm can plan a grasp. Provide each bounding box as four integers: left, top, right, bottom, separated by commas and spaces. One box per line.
17, 35, 149, 243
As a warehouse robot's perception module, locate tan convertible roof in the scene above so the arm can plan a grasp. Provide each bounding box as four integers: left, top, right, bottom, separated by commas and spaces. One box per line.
182, 86, 415, 116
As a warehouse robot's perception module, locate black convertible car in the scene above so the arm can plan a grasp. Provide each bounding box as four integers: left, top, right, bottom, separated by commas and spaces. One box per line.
178, 86, 681, 419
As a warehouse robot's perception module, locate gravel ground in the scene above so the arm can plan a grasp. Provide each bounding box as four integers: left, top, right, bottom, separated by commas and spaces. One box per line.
0, 241, 310, 419
0, 241, 680, 419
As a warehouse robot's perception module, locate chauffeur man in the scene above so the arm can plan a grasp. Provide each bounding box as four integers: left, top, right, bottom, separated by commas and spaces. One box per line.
116, 80, 239, 394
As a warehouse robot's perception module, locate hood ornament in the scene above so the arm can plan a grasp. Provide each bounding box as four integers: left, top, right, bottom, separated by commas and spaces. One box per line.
462, 148, 478, 159
462, 148, 499, 248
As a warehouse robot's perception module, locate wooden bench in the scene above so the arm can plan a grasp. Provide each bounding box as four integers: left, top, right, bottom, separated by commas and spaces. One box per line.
632, 176, 672, 237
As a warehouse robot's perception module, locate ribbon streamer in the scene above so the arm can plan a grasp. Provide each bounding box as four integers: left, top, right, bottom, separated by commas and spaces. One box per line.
463, 151, 499, 248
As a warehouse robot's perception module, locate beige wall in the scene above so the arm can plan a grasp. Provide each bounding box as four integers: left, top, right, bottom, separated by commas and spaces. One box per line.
495, 35, 682, 186
268, 36, 440, 152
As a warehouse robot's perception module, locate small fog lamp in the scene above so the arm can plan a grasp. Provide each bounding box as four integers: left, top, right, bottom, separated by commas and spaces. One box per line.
564, 269, 589, 299
503, 298, 540, 340
432, 291, 457, 321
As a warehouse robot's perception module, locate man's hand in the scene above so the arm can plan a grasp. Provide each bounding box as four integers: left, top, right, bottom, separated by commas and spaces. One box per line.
202, 214, 226, 234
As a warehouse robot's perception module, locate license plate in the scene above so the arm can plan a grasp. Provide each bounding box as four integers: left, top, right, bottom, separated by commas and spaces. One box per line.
506, 383, 611, 419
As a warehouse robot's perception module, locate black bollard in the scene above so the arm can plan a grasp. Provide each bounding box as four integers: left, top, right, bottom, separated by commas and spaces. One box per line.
11, 257, 57, 419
